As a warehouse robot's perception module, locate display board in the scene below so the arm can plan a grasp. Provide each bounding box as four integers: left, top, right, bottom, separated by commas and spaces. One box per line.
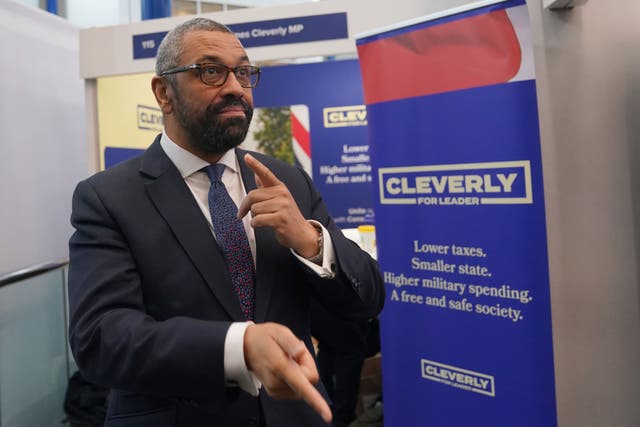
252, 60, 374, 227
356, 0, 557, 425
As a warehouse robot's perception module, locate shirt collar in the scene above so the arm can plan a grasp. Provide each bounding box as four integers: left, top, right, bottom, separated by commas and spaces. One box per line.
159, 130, 239, 178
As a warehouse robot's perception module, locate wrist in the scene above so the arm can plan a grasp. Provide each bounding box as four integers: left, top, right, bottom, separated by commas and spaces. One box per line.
304, 223, 323, 263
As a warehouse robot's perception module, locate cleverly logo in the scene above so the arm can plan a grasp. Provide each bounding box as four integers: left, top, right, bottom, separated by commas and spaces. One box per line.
137, 105, 163, 132
379, 160, 532, 206
323, 105, 367, 128
421, 359, 495, 397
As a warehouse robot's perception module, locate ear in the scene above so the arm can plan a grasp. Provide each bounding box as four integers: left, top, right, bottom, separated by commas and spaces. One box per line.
151, 76, 173, 114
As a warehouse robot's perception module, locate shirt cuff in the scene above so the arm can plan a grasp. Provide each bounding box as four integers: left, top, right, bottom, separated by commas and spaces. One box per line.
291, 220, 336, 279
224, 322, 261, 396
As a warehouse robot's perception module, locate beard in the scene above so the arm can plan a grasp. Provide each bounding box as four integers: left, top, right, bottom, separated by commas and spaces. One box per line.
173, 94, 253, 155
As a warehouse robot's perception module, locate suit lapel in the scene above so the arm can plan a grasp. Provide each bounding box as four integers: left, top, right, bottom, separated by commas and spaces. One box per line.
141, 139, 244, 320
236, 148, 277, 323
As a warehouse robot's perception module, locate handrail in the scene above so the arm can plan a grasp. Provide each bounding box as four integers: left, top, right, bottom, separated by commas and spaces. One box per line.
0, 260, 69, 288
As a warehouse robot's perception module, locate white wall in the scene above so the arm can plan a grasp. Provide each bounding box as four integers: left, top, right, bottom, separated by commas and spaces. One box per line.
65, 0, 139, 28
0, 2, 87, 275
528, 0, 640, 425
11, 0, 39, 8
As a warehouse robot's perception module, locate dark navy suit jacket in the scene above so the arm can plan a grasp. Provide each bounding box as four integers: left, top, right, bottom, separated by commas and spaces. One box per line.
67, 137, 384, 427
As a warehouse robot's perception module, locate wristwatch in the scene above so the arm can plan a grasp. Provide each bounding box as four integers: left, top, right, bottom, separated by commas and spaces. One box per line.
306, 223, 324, 264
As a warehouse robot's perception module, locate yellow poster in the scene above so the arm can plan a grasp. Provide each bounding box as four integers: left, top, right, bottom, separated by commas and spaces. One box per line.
97, 72, 159, 170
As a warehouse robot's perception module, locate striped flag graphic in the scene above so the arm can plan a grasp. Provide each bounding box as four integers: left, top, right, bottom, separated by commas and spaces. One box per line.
290, 105, 312, 177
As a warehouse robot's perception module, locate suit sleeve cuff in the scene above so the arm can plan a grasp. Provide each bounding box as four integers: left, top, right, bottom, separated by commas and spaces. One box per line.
291, 220, 336, 279
224, 322, 261, 396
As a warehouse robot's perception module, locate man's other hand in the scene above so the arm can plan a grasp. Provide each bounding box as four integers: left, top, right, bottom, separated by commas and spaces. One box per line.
243, 322, 332, 423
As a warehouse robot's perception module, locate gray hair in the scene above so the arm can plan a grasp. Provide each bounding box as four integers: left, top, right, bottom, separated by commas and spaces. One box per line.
155, 17, 235, 78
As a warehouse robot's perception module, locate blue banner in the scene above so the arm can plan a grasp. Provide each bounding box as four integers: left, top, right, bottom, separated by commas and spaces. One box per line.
231, 13, 348, 48
133, 13, 348, 59
133, 31, 167, 59
357, 1, 556, 426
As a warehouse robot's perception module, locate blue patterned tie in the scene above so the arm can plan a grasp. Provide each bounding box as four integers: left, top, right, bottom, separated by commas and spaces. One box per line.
205, 164, 255, 320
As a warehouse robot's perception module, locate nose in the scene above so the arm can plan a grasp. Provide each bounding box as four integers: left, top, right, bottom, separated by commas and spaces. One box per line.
219, 71, 246, 98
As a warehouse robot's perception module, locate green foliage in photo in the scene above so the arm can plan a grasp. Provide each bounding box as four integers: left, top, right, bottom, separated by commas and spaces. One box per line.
253, 106, 294, 165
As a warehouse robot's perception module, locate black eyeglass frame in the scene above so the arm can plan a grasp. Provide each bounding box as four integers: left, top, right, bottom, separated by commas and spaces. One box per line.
159, 62, 261, 88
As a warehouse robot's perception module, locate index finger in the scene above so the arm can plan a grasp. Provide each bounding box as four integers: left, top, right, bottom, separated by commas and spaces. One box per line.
274, 329, 330, 422
281, 366, 332, 423
244, 153, 282, 188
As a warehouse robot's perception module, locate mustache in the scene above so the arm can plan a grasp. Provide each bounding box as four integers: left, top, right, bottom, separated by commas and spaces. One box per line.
208, 98, 251, 116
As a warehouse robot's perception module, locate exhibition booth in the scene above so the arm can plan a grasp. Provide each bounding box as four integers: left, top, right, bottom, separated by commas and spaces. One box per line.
4, 0, 640, 425
78, 0, 554, 425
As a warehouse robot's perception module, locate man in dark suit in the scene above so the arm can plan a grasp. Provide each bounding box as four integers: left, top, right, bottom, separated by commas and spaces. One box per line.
67, 17, 384, 427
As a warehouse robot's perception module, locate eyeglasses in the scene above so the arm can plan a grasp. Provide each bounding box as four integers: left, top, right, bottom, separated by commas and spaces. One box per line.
159, 62, 261, 88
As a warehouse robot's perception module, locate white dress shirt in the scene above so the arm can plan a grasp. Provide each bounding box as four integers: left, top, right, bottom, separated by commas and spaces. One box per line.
160, 132, 336, 395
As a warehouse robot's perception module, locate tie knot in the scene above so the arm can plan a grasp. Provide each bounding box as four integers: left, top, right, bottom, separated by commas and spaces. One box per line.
204, 163, 226, 183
